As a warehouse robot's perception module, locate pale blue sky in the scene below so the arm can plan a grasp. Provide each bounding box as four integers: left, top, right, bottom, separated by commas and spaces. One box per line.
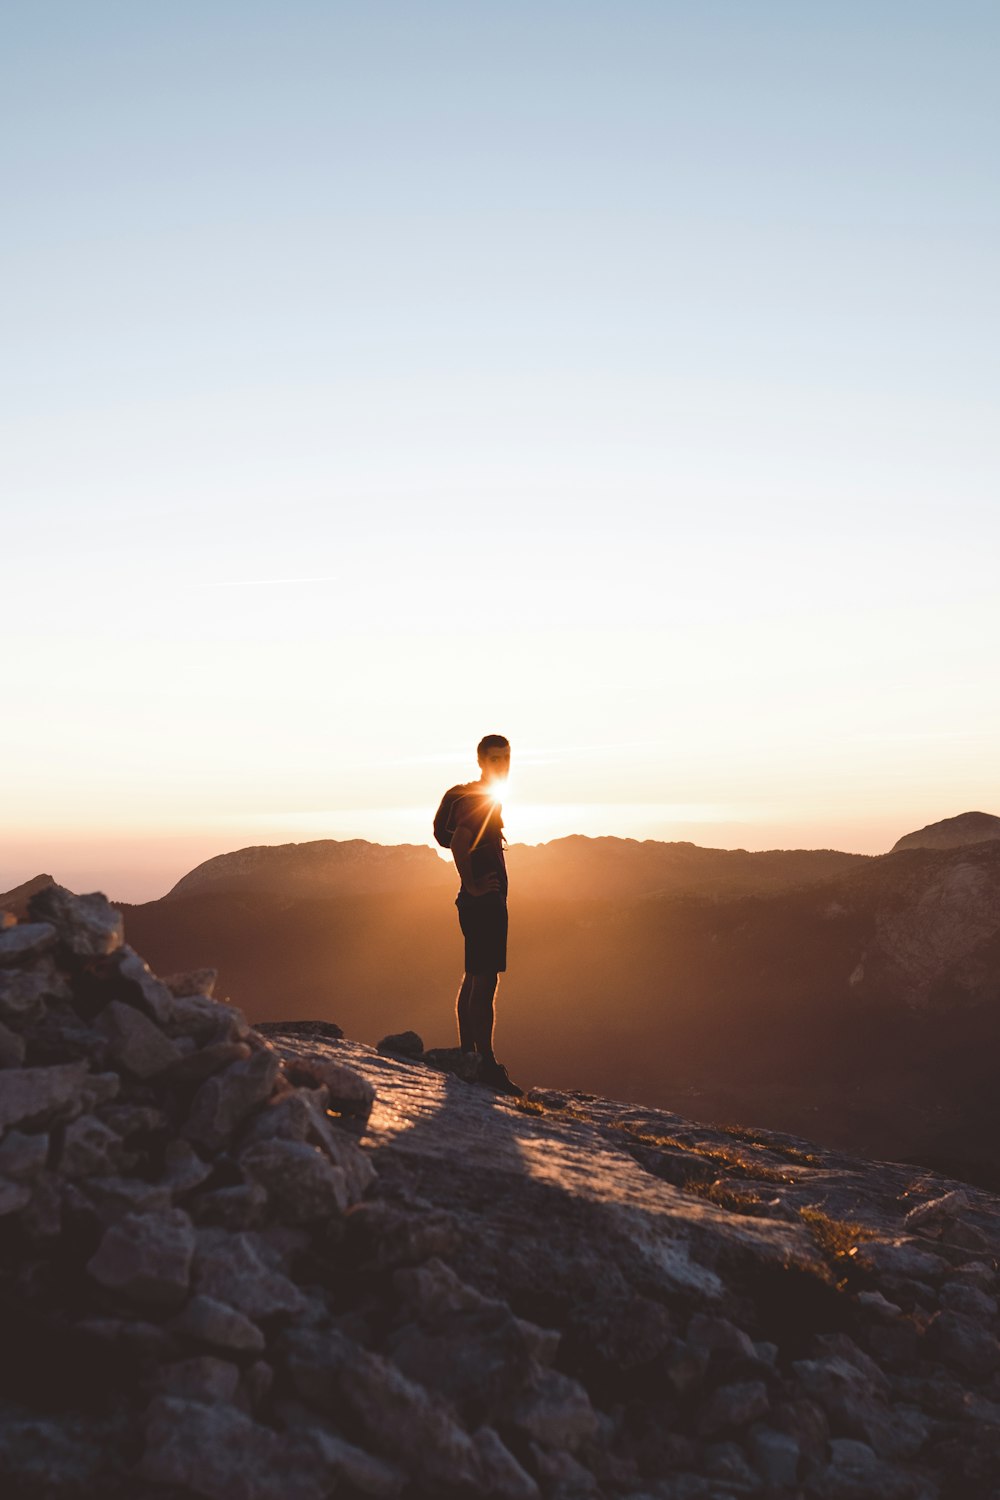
3, 3, 999, 897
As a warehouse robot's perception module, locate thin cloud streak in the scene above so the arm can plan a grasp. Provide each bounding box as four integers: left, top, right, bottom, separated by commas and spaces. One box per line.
214, 576, 344, 587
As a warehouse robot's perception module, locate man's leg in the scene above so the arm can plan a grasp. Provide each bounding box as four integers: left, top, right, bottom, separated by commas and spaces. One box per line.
468, 972, 499, 1064
455, 973, 476, 1052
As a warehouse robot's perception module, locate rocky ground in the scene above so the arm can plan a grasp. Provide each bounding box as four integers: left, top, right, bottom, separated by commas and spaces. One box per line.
3, 890, 1000, 1498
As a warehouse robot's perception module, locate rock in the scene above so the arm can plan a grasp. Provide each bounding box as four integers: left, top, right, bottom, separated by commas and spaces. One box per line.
239, 1359, 274, 1413
849, 1239, 950, 1280
168, 992, 249, 1043
565, 1293, 673, 1373
0, 1129, 49, 1179
704, 1439, 762, 1489
16, 1169, 62, 1241
169, 1293, 266, 1353
189, 1181, 268, 1229
295, 1097, 377, 1199
812, 1438, 924, 1500
160, 1138, 214, 1195
281, 1052, 375, 1133
388, 1304, 536, 1419
0, 1019, 26, 1066
659, 1338, 710, 1396
183, 1048, 281, 1149
344, 1199, 461, 1269
239, 1138, 354, 1221
472, 1427, 541, 1500
113, 946, 176, 1029
0, 965, 63, 1024
499, 1363, 599, 1451
87, 1207, 196, 1305
377, 1030, 424, 1058
927, 1308, 1000, 1375
903, 1189, 969, 1227
939, 1280, 998, 1318
687, 1313, 758, 1362
525, 1444, 601, 1498
699, 1380, 770, 1434
97, 1102, 167, 1137
28, 885, 124, 957
138, 1395, 318, 1500
79, 1070, 120, 1111
855, 1290, 903, 1319
93, 999, 182, 1077
152, 1354, 241, 1404
280, 1326, 485, 1492
748, 1424, 800, 1486
0, 921, 58, 967
57, 1113, 124, 1177
81, 1175, 173, 1224
286, 1423, 407, 1499
192, 1228, 306, 1319
75, 1315, 176, 1360
0, 1060, 89, 1130
163, 967, 219, 998
948, 1259, 995, 1290
423, 1046, 483, 1083
164, 1039, 251, 1085
0, 1179, 32, 1215
0, 1410, 104, 1495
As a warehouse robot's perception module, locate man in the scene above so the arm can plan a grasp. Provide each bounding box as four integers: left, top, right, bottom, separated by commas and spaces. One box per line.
436, 734, 522, 1096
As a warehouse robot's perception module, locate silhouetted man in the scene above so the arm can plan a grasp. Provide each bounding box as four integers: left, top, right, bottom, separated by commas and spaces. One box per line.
434, 734, 522, 1096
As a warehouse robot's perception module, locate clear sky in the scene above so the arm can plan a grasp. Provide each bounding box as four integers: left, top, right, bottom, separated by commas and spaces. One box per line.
3, 2, 999, 900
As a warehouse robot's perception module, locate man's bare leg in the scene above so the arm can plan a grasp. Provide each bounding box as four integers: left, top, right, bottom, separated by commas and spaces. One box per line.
468, 972, 499, 1064
455, 973, 476, 1052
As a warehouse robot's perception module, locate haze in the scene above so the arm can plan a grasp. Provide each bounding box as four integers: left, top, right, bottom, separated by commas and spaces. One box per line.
4, 3, 998, 902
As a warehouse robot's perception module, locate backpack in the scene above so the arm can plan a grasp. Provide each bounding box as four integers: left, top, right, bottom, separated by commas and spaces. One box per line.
433, 784, 468, 849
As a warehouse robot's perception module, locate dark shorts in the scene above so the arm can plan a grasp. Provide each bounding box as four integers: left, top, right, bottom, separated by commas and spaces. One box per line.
456, 891, 508, 974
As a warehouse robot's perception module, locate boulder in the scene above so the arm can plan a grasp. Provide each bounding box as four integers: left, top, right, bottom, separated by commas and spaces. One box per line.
192, 1228, 306, 1319
28, 885, 124, 957
280, 1326, 485, 1492
239, 1137, 354, 1221
699, 1380, 770, 1435
183, 1048, 282, 1150
115, 946, 176, 1027
57, 1114, 124, 1177
282, 1052, 375, 1133
0, 1060, 89, 1130
377, 1030, 424, 1058
94, 999, 182, 1077
87, 1207, 196, 1305
0, 922, 57, 968
169, 1293, 266, 1353
138, 1395, 319, 1500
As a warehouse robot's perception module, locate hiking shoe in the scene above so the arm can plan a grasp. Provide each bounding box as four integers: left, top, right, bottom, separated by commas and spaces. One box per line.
480, 1060, 524, 1097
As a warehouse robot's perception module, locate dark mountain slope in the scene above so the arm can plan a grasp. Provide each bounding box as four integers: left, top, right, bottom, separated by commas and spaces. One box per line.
118, 839, 1000, 1185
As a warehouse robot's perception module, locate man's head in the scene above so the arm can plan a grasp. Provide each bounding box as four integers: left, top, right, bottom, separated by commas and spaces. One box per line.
477, 733, 510, 785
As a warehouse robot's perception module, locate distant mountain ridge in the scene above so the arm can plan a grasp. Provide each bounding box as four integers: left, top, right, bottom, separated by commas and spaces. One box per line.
164, 839, 451, 902
891, 809, 1000, 853
156, 834, 866, 906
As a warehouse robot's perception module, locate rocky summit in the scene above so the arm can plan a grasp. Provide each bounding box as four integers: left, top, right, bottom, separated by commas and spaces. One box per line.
3, 892, 1000, 1497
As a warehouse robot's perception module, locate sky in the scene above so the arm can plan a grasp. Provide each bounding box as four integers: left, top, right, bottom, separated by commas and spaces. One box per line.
3, 2, 999, 901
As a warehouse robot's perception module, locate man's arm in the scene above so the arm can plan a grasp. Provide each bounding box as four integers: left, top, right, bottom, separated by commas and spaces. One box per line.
451, 824, 500, 897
